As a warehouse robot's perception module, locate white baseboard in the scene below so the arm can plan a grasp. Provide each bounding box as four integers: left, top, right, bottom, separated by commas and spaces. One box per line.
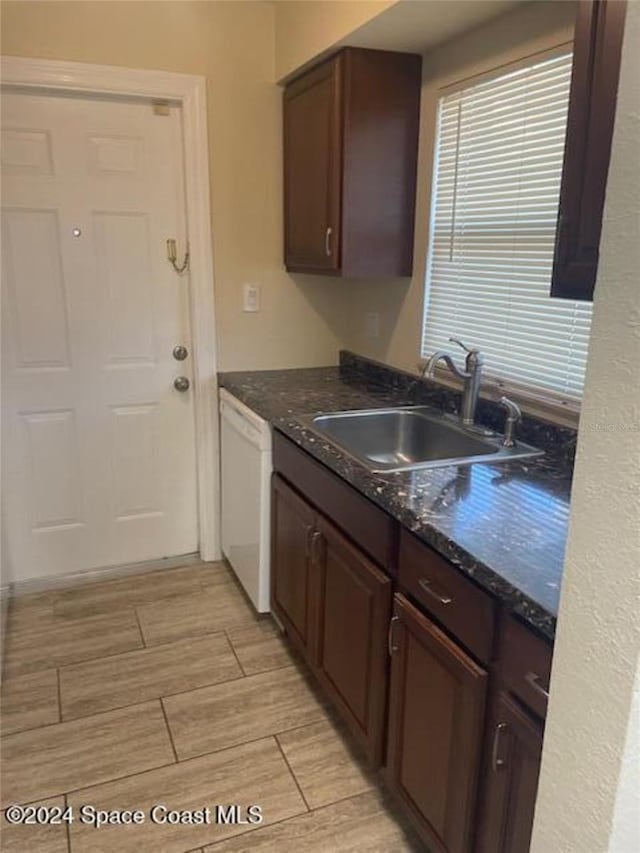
8, 552, 202, 598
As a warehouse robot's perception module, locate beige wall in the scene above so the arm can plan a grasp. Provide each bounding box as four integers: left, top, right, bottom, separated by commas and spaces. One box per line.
274, 0, 396, 81
1, 0, 348, 371
344, 1, 576, 379
1, 1, 576, 376
610, 659, 640, 851
531, 1, 640, 848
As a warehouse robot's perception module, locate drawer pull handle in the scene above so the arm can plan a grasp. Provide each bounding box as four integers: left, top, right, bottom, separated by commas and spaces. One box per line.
418, 578, 453, 606
388, 615, 400, 657
525, 671, 550, 700
492, 722, 508, 772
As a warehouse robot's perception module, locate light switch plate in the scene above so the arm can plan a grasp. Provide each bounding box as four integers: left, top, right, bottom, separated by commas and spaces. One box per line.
365, 312, 380, 339
243, 283, 260, 312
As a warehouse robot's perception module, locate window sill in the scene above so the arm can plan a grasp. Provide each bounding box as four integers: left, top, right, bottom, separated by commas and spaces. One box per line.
423, 364, 581, 430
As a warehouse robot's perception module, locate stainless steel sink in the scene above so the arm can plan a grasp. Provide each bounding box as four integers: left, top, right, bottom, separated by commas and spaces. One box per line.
305, 407, 543, 473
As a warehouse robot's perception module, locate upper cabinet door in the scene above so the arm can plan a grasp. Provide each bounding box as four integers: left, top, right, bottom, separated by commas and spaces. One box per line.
283, 56, 342, 273
551, 0, 627, 300
283, 48, 421, 278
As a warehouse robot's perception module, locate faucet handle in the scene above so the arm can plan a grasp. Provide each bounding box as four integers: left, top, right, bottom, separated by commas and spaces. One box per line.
449, 337, 478, 354
449, 337, 483, 368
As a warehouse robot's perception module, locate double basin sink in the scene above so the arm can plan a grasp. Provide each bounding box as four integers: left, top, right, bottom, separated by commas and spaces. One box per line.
304, 406, 543, 473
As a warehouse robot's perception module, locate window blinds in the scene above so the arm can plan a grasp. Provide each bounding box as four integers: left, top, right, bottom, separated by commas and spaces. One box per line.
422, 52, 593, 405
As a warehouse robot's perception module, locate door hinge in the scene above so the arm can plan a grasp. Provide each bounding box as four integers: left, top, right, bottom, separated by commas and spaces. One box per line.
153, 101, 171, 117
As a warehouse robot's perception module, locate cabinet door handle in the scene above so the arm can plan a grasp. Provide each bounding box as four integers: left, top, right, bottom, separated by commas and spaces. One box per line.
387, 615, 400, 657
324, 226, 332, 257
418, 578, 453, 606
492, 722, 508, 772
305, 527, 314, 559
310, 531, 323, 564
525, 671, 550, 700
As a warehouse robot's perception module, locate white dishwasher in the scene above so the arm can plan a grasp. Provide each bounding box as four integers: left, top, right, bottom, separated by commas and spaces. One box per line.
219, 389, 272, 612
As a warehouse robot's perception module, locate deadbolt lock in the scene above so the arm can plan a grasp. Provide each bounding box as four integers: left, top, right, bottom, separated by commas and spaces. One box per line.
173, 345, 188, 361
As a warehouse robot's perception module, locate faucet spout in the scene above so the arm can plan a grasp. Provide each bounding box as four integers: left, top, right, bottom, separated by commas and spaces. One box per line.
426, 352, 469, 382
423, 339, 484, 426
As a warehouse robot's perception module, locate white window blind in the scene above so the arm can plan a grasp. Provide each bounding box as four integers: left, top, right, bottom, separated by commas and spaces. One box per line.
422, 51, 593, 406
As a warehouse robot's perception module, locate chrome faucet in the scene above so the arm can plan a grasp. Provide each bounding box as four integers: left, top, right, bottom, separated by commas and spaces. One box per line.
424, 338, 484, 426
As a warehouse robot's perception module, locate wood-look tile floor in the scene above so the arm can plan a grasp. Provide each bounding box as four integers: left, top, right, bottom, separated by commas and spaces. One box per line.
1, 560, 421, 853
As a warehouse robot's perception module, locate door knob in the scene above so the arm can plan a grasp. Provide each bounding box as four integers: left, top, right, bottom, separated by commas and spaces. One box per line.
174, 376, 190, 392
173, 345, 188, 361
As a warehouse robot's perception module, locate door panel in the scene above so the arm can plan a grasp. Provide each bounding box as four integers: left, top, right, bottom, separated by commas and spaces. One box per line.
93, 211, 156, 366
1, 91, 198, 579
110, 403, 161, 519
387, 593, 488, 853
21, 409, 83, 531
400, 632, 454, 828
270, 475, 315, 654
87, 134, 144, 175
1, 127, 54, 175
3, 208, 70, 369
313, 515, 391, 765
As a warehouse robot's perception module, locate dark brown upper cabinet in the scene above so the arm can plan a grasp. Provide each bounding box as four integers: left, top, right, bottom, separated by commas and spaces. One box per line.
551, 0, 627, 301
283, 47, 422, 277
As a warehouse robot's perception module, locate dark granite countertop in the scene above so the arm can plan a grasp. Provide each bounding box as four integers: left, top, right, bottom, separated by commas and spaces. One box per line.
219, 355, 575, 641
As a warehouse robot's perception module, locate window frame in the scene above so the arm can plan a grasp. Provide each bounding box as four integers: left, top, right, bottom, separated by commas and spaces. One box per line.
420, 44, 586, 424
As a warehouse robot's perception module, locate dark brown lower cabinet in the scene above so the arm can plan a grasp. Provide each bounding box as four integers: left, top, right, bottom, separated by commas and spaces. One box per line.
271, 474, 315, 656
312, 515, 391, 765
476, 691, 544, 853
271, 449, 548, 850
386, 593, 488, 853
271, 473, 392, 766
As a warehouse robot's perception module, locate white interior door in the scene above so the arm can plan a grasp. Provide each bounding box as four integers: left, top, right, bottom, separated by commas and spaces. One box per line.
1, 90, 198, 581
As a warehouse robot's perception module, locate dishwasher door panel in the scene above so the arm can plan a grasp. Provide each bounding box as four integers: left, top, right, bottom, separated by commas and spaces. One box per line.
220, 403, 271, 612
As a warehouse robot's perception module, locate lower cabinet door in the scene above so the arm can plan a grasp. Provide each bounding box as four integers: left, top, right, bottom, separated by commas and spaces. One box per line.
386, 593, 488, 853
476, 691, 543, 853
270, 474, 315, 656
312, 514, 392, 766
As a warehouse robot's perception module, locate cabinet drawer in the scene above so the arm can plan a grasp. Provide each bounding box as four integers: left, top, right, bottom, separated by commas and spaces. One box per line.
500, 616, 553, 719
398, 530, 495, 664
273, 431, 395, 570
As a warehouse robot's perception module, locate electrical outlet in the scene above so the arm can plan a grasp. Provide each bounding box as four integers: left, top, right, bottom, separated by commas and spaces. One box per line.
243, 283, 260, 312
365, 312, 380, 339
